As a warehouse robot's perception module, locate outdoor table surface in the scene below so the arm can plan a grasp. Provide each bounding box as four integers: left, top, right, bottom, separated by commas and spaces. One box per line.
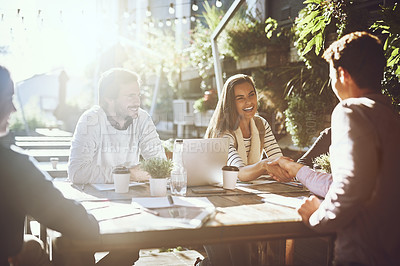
50, 178, 333, 259
24, 148, 70, 162
35, 161, 68, 178
15, 141, 71, 149
15, 136, 72, 142
35, 128, 73, 137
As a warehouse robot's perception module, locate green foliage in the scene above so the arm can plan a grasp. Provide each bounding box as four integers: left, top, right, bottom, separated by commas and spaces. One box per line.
9, 99, 47, 133
140, 158, 173, 179
265, 17, 278, 39
188, 2, 227, 80
312, 153, 331, 173
283, 0, 348, 147
193, 90, 218, 112
226, 16, 290, 60
193, 98, 208, 113
284, 89, 335, 148
294, 0, 347, 67
282, 62, 337, 147
371, 3, 400, 75
161, 139, 174, 153
9, 116, 46, 133
226, 15, 267, 60
123, 23, 186, 108
371, 3, 400, 111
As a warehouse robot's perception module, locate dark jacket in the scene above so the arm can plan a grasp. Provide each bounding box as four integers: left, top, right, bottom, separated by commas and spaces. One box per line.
0, 144, 99, 265
297, 127, 331, 168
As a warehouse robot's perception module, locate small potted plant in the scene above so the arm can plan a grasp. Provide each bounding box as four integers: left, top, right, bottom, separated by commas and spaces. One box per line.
161, 139, 174, 160
140, 158, 173, 196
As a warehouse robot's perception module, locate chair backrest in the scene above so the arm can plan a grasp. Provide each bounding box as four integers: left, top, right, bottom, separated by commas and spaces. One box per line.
173, 99, 195, 125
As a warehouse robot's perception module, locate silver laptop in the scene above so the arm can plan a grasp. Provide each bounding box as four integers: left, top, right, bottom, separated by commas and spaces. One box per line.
181, 138, 228, 187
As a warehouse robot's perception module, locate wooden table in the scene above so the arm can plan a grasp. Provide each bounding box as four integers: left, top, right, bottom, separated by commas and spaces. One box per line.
51, 179, 334, 265
24, 148, 70, 162
15, 141, 71, 149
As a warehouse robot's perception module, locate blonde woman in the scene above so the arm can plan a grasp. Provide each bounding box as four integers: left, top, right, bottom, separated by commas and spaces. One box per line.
205, 74, 290, 181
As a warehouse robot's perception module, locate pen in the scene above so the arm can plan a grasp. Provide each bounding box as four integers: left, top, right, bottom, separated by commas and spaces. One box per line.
131, 202, 159, 216
167, 195, 174, 206
72, 183, 85, 191
140, 207, 159, 216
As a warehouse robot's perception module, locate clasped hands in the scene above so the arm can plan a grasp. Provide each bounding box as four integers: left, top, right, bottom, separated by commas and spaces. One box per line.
262, 156, 303, 182
262, 156, 321, 223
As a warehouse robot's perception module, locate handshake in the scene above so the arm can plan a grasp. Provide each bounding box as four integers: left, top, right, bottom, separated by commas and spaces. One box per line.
262, 156, 322, 223
262, 156, 304, 182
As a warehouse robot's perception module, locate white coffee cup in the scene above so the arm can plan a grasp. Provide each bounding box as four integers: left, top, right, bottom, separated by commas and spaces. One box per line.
50, 157, 59, 169
222, 166, 239, 190
113, 167, 130, 193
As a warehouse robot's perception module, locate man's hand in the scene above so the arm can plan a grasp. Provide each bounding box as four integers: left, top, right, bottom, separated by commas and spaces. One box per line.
297, 195, 321, 224
263, 156, 293, 182
267, 157, 304, 181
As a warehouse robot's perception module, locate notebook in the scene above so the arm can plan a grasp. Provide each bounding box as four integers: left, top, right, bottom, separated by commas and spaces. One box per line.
181, 138, 228, 186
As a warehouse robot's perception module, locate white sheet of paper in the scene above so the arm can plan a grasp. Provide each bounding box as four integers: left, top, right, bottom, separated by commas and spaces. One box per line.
261, 194, 306, 209
131, 196, 214, 209
88, 202, 141, 221
91, 182, 145, 191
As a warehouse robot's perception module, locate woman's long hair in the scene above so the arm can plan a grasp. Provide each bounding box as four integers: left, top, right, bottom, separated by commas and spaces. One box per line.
204, 74, 257, 138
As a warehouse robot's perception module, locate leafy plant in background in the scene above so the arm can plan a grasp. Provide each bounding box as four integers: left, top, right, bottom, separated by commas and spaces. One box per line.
226, 16, 289, 60
122, 24, 185, 116
284, 80, 336, 147
371, 3, 400, 111
282, 0, 348, 147
9, 99, 47, 134
188, 2, 227, 81
193, 89, 218, 113
294, 0, 347, 67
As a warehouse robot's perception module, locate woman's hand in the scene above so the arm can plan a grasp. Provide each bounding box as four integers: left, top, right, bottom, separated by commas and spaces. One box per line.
263, 156, 293, 182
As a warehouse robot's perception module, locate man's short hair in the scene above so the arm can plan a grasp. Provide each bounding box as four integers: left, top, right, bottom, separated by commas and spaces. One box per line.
322, 31, 386, 91
98, 68, 141, 107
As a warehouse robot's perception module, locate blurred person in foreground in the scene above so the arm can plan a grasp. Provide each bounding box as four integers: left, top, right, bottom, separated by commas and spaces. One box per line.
0, 65, 140, 266
270, 32, 400, 265
0, 65, 99, 266
205, 73, 290, 182
68, 68, 166, 184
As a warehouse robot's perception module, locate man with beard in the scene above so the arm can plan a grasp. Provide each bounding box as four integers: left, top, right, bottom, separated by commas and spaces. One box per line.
68, 68, 166, 184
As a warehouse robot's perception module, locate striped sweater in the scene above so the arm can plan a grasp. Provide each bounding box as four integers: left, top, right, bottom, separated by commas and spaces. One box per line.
224, 116, 282, 167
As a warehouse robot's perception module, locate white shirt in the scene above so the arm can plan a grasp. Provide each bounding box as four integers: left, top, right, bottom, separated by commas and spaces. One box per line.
68, 105, 166, 183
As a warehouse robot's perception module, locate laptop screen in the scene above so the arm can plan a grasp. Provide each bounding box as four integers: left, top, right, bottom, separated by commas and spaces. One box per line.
181, 138, 228, 187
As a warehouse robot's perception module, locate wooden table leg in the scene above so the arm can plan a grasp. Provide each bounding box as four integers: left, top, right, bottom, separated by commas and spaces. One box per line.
285, 239, 294, 265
